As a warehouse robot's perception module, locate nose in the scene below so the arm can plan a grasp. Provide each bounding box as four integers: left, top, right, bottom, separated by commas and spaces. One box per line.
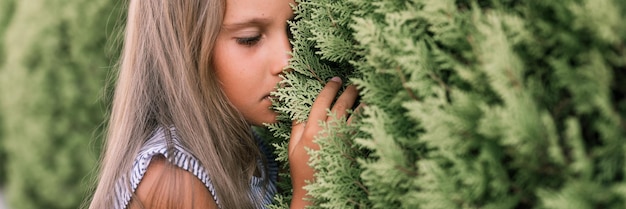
271, 29, 292, 75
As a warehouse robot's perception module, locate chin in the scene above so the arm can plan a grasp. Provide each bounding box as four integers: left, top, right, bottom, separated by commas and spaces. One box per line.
248, 114, 279, 126
260, 116, 279, 125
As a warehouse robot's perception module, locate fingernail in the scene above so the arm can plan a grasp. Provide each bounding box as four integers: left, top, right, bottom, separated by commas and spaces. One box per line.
330, 77, 341, 83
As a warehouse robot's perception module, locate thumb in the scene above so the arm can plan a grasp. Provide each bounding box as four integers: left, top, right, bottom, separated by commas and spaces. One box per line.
289, 121, 305, 157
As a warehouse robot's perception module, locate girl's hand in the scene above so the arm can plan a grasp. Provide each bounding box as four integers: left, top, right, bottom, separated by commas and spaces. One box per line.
288, 77, 359, 208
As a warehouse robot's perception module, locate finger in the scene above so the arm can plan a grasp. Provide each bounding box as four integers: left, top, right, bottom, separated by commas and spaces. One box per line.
289, 121, 306, 156
329, 85, 358, 121
307, 77, 343, 128
347, 103, 365, 125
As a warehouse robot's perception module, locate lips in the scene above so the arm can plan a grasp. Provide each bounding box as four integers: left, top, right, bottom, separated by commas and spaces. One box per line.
264, 94, 278, 101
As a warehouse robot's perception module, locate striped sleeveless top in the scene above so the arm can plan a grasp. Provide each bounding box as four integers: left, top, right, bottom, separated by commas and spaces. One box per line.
113, 127, 279, 209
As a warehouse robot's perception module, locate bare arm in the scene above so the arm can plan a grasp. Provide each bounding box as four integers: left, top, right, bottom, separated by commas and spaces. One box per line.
129, 156, 218, 209
289, 77, 359, 208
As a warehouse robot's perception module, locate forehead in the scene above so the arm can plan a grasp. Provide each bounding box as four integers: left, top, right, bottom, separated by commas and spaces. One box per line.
222, 0, 295, 25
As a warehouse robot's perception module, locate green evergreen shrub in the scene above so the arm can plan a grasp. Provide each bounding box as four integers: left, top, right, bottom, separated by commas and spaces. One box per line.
267, 0, 626, 208
0, 0, 123, 208
0, 0, 17, 187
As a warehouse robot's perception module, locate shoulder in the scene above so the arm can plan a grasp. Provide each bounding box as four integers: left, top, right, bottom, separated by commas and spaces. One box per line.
129, 156, 218, 209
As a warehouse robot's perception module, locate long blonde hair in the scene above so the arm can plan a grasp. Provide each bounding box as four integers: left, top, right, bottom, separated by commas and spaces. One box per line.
89, 0, 262, 208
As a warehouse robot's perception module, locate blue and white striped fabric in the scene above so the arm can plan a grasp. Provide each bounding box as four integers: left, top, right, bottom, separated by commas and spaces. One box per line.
113, 127, 278, 209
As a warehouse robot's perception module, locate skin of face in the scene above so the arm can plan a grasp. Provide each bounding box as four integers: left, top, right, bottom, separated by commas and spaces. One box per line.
213, 0, 295, 126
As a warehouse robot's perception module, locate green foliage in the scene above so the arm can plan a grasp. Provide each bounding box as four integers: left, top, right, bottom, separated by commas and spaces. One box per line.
269, 0, 626, 208
0, 0, 123, 208
266, 1, 364, 207
0, 0, 17, 187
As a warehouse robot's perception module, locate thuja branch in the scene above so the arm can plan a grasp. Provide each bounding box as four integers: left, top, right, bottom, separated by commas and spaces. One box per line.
395, 66, 419, 101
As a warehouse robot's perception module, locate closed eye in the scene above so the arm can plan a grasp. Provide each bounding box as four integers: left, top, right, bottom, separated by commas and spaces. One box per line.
236, 35, 262, 46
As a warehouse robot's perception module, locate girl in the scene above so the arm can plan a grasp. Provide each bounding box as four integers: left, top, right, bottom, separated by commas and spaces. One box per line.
88, 0, 359, 208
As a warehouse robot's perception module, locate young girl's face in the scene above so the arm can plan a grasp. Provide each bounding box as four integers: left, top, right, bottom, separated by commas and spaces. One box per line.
213, 0, 295, 126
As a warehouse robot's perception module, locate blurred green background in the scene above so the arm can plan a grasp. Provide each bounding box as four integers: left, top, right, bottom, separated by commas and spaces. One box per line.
0, 0, 124, 208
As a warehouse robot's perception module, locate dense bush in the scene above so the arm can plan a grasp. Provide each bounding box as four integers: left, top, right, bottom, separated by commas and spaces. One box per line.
267, 0, 626, 208
0, 1, 123, 208
0, 0, 17, 187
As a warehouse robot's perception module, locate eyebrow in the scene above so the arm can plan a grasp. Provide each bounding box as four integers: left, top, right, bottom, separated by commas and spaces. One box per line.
222, 13, 296, 31
222, 17, 272, 31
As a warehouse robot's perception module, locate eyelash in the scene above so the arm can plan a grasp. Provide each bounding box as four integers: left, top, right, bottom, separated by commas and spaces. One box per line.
236, 35, 262, 46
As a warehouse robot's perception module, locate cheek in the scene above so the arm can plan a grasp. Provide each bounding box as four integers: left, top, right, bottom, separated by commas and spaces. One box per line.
213, 43, 233, 70
213, 44, 240, 82
213, 49, 251, 103
215, 46, 256, 76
